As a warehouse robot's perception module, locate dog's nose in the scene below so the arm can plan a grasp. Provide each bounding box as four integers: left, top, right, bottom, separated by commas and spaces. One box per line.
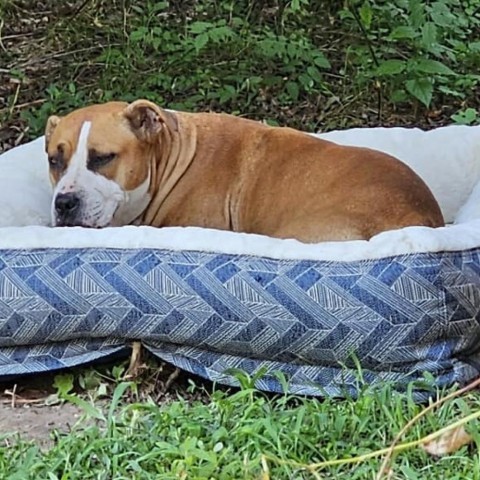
55, 193, 81, 217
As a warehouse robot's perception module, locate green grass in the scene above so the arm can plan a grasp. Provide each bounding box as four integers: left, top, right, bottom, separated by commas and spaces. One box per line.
1, 375, 480, 479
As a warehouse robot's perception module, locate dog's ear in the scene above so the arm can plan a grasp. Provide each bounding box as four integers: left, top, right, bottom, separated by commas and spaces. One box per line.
45, 115, 61, 150
123, 100, 178, 142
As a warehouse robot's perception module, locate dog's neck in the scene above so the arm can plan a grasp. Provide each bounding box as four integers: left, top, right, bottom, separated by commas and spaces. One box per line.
140, 114, 198, 226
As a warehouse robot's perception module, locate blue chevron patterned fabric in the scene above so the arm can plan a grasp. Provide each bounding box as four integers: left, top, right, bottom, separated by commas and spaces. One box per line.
0, 246, 479, 401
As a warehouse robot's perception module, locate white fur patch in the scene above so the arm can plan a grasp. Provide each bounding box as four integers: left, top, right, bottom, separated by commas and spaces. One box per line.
111, 173, 151, 226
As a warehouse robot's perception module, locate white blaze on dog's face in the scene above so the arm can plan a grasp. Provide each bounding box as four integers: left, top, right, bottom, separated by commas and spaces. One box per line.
45, 100, 177, 227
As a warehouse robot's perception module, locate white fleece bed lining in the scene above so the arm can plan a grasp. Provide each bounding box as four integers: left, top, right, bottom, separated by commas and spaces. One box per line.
1, 221, 480, 262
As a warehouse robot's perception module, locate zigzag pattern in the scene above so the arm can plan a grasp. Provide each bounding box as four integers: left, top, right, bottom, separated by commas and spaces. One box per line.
0, 247, 480, 399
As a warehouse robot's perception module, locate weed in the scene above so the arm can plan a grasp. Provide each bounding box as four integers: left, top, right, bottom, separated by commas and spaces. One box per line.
2, 2, 480, 477
2, 0, 480, 149
451, 107, 478, 124
342, 0, 480, 107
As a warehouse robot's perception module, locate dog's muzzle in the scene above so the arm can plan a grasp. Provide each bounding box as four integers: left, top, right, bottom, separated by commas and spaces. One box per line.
54, 192, 82, 226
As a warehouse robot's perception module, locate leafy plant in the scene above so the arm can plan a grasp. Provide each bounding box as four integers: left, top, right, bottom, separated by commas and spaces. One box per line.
341, 0, 480, 107
451, 107, 478, 124
3, 0, 480, 143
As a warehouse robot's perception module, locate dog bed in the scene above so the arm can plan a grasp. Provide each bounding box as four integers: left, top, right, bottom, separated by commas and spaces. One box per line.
1, 125, 480, 401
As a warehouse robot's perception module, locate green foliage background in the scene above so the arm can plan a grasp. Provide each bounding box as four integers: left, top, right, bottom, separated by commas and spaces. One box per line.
2, 0, 480, 143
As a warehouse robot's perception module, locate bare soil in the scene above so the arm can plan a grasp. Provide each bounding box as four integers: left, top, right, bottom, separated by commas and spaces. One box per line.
0, 402, 86, 448
0, 354, 215, 446
0, 374, 88, 447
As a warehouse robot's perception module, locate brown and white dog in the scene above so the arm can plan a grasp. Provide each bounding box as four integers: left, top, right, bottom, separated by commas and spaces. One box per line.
45, 100, 444, 242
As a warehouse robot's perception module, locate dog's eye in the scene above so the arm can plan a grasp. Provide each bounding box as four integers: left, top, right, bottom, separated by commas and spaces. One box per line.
88, 152, 116, 168
48, 155, 62, 168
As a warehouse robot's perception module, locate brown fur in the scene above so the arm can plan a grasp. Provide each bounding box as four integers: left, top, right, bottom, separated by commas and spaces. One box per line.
46, 100, 444, 242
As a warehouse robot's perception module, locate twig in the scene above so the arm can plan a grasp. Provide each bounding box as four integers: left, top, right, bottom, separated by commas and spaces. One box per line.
0, 98, 46, 114
163, 367, 180, 392
2, 387, 57, 406
6, 384, 17, 408
14, 127, 28, 147
122, 0, 128, 39
0, 19, 6, 52
0, 32, 36, 41
6, 82, 21, 117
69, 0, 92, 17
17, 45, 114, 68
1, 397, 49, 406
156, 367, 181, 401
125, 341, 143, 379
348, 1, 382, 123
376, 376, 480, 479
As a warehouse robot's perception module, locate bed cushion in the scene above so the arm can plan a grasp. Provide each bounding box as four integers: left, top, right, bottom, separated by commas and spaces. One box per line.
1, 125, 480, 401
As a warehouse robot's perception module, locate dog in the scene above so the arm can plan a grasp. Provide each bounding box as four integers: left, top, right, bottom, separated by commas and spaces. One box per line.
44, 100, 444, 242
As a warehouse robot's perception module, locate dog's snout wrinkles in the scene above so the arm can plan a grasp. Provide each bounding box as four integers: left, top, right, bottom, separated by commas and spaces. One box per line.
55, 192, 80, 217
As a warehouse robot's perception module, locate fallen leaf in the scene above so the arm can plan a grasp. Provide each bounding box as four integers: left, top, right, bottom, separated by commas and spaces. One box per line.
422, 426, 473, 457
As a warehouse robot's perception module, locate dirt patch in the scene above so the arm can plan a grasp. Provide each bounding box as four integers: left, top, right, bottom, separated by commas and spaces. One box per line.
0, 353, 219, 447
0, 402, 87, 448
0, 374, 95, 448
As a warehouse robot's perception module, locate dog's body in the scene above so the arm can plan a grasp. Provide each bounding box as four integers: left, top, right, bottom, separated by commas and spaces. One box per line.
45, 100, 444, 242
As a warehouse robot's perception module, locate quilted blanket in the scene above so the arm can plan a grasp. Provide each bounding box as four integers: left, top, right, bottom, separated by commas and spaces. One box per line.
1, 244, 479, 401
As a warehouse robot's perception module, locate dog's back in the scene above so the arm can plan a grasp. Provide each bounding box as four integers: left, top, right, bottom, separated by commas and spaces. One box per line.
172, 115, 444, 242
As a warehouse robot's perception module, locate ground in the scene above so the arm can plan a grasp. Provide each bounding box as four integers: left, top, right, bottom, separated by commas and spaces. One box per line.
0, 355, 203, 446
0, 369, 89, 446
0, 402, 85, 449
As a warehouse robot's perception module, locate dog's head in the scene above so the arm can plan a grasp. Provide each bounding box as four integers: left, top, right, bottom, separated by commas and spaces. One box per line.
45, 100, 177, 227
